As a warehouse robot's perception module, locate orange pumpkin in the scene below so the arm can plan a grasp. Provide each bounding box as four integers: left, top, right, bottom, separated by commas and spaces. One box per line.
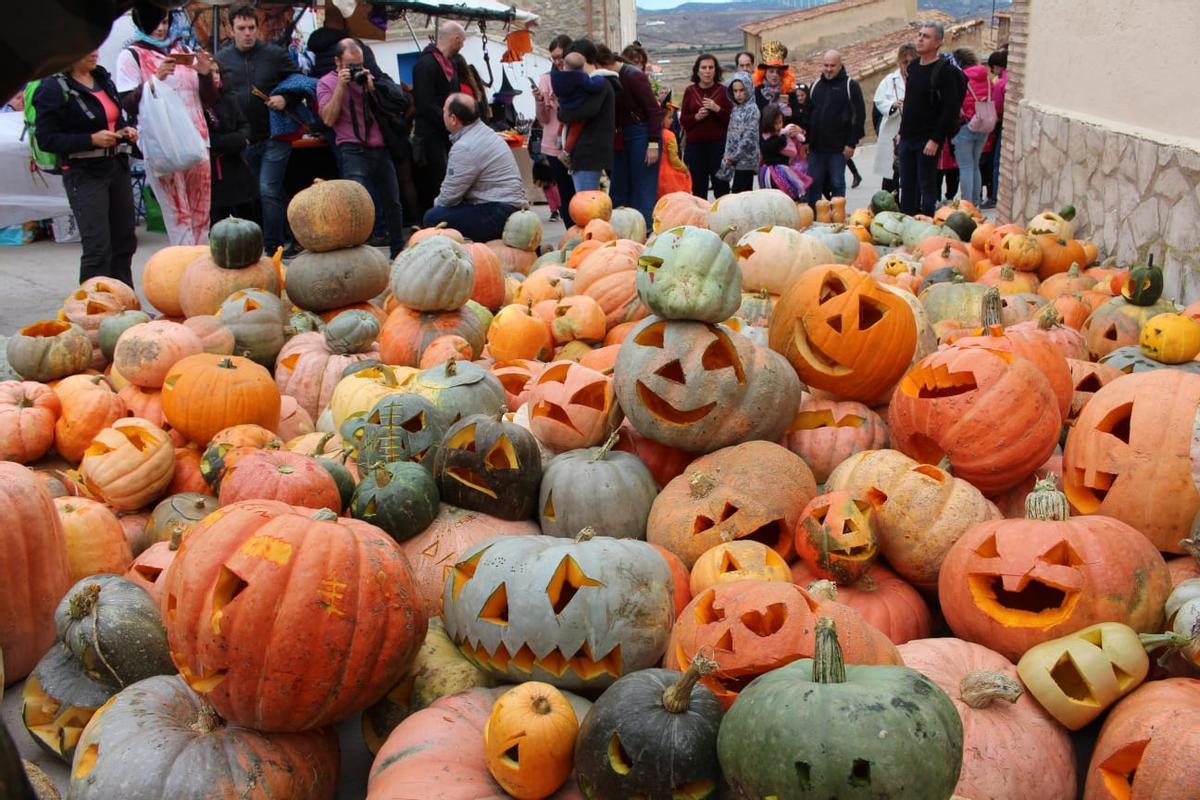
142, 246, 209, 317
1065, 359, 1123, 424
549, 296, 607, 344
1051, 294, 1092, 329
218, 450, 342, 511
182, 315, 235, 356
111, 320, 204, 388
689, 539, 790, 596
487, 304, 553, 362
78, 417, 176, 510
465, 242, 506, 311
580, 218, 616, 243
572, 239, 649, 330
419, 334, 474, 367
407, 223, 464, 245
55, 496, 133, 581
0, 463, 72, 683
0, 380, 61, 464
178, 254, 281, 318
161, 354, 281, 446
379, 306, 485, 368
515, 266, 573, 307
53, 374, 127, 463
526, 361, 622, 451
977, 264, 1039, 295
793, 561, 931, 645
1035, 235, 1089, 280
779, 396, 889, 484
577, 344, 619, 375
794, 489, 883, 585
491, 359, 544, 412
568, 190, 613, 226
168, 444, 212, 496
483, 682, 578, 800
652, 192, 708, 232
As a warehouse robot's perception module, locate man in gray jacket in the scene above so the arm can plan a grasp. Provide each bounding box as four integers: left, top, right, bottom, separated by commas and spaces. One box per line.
422, 93, 528, 242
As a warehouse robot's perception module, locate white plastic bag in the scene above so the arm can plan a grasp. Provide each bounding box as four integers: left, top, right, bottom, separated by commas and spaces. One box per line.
137, 78, 206, 176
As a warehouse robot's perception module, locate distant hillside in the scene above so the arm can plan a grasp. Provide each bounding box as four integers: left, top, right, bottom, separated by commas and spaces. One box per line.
918, 0, 1011, 18
637, 0, 800, 11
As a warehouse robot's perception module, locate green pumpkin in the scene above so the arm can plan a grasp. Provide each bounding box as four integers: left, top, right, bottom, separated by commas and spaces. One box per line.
98, 310, 151, 362
501, 208, 544, 252
209, 216, 264, 268
1122, 258, 1165, 306
348, 393, 449, 470
920, 279, 989, 325
718, 618, 963, 800
142, 492, 220, 555
869, 190, 899, 214
1099, 344, 1200, 375
286, 245, 390, 312
636, 225, 742, 323
409, 359, 506, 424
900, 218, 950, 249
217, 288, 288, 367
0, 338, 20, 382
21, 576, 174, 762
323, 309, 380, 355
574, 657, 723, 800
434, 413, 542, 520
538, 433, 658, 538
343, 358, 387, 379
868, 211, 909, 246
464, 299, 494, 334
350, 460, 440, 542
806, 224, 863, 266
942, 210, 977, 242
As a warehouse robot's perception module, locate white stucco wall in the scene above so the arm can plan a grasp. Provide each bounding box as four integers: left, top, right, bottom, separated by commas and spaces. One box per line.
1024, 0, 1200, 148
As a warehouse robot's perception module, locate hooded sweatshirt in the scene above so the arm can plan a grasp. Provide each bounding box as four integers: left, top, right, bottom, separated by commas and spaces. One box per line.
722, 72, 760, 172
959, 64, 993, 123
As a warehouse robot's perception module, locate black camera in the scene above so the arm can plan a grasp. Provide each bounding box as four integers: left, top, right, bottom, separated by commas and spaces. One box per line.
348, 65, 369, 85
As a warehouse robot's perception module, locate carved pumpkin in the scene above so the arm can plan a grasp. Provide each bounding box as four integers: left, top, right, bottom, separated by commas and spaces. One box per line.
666, 581, 902, 709
717, 618, 961, 799
889, 346, 1061, 494
483, 682, 577, 800
443, 533, 675, 690
538, 433, 658, 539
646, 440, 816, 568
1065, 359, 1123, 424
67, 675, 340, 799
898, 636, 1077, 800
216, 288, 288, 367
330, 363, 417, 431
794, 561, 932, 645
779, 396, 889, 483
794, 490, 883, 586
1081, 295, 1178, 359
492, 359, 544, 411
78, 418, 175, 511
162, 500, 427, 731
689, 540, 790, 596
1139, 311, 1200, 363
938, 479, 1170, 661
346, 392, 449, 470
1063, 370, 1200, 553
614, 317, 799, 453
52, 375, 126, 464
349, 461, 440, 542
526, 361, 622, 452
434, 414, 542, 520
6, 320, 92, 382
161, 354, 281, 446
769, 265, 917, 404
826, 449, 1001, 591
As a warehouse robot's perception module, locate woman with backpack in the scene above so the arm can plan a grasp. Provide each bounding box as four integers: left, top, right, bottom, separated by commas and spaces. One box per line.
951, 48, 995, 207
32, 50, 139, 285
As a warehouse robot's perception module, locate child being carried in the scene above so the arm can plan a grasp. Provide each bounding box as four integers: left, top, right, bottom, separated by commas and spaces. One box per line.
551, 52, 617, 167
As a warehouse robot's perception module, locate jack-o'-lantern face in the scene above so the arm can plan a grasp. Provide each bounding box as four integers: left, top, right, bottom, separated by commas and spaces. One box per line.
443, 534, 675, 690
614, 318, 753, 450
345, 393, 449, 469
689, 540, 791, 596
1016, 622, 1149, 730
491, 359, 545, 412
768, 266, 916, 403
433, 414, 542, 521
964, 532, 1084, 629
1065, 397, 1134, 515
1066, 359, 1122, 423
528, 361, 623, 451
795, 490, 883, 586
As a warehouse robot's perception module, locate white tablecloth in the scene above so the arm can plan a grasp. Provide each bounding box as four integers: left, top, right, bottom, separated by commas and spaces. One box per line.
0, 111, 70, 227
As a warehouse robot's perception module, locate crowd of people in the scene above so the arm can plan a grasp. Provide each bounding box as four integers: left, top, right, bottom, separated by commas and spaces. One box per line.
24, 8, 1007, 286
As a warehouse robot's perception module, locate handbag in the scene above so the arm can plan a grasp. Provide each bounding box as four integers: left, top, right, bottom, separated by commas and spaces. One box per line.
137, 78, 206, 176
966, 83, 997, 134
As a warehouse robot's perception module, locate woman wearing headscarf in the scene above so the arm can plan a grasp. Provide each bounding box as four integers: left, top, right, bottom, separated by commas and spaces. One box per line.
115, 8, 216, 245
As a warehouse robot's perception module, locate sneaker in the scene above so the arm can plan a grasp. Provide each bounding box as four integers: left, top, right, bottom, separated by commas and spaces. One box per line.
368, 233, 390, 248
548, 211, 560, 222
851, 174, 862, 189
980, 198, 997, 209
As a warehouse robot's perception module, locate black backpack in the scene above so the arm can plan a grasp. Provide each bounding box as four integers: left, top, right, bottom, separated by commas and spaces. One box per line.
930, 57, 967, 109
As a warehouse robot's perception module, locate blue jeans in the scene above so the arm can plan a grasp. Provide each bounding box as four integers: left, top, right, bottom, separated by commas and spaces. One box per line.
805, 150, 846, 206
609, 122, 659, 229
245, 139, 291, 251
339, 143, 405, 256
953, 125, 988, 207
572, 170, 602, 192
897, 137, 940, 216
424, 202, 519, 244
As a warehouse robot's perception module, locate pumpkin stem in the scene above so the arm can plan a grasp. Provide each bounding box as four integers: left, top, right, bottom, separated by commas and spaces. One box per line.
531, 694, 553, 715
1059, 205, 1076, 222
217, 357, 235, 369
936, 455, 953, 475
169, 525, 183, 551
1025, 475, 1070, 521
806, 579, 838, 603
67, 583, 102, 621
445, 358, 458, 377
758, 288, 770, 300
1179, 528, 1200, 567
315, 432, 336, 454
718, 225, 738, 239
980, 287, 1003, 328
1140, 630, 1199, 668
812, 617, 846, 684
192, 702, 224, 735
1037, 304, 1061, 330
662, 654, 718, 713
311, 508, 339, 521
575, 526, 596, 543
999, 265, 1015, 281
592, 429, 621, 462
959, 671, 1023, 708
941, 243, 952, 257
1067, 263, 1081, 278
688, 471, 717, 499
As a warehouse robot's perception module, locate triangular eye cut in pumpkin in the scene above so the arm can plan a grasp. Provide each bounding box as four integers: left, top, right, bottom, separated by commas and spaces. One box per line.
545, 555, 603, 615
446, 423, 478, 451
634, 321, 667, 348
451, 548, 488, 600
485, 435, 518, 470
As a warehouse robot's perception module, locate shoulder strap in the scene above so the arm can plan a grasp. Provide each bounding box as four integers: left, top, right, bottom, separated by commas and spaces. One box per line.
55, 75, 97, 122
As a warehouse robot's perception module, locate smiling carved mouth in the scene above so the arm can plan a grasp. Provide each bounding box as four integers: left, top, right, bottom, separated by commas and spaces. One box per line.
636, 381, 717, 424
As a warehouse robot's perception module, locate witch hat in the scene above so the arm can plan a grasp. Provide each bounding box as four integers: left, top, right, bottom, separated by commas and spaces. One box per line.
493, 69, 523, 99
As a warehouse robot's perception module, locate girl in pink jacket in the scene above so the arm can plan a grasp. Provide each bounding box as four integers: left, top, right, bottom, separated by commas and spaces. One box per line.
950, 49, 995, 207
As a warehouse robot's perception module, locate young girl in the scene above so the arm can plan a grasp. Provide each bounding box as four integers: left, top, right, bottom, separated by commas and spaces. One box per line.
759, 104, 811, 199
531, 157, 562, 221
657, 103, 691, 197
718, 72, 759, 192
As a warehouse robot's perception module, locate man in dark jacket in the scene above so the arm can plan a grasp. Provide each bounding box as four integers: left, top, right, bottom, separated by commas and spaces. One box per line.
216, 3, 299, 254
411, 21, 464, 215
556, 39, 619, 192
804, 50, 865, 206
898, 23, 964, 216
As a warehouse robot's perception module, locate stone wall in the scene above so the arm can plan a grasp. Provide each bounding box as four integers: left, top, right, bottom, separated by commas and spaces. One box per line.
1009, 102, 1200, 303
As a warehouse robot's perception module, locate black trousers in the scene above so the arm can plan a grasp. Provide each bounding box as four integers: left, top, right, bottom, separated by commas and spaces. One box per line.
548, 156, 577, 228
62, 157, 136, 286
413, 132, 450, 218
339, 143, 406, 257
732, 169, 756, 192
684, 138, 730, 199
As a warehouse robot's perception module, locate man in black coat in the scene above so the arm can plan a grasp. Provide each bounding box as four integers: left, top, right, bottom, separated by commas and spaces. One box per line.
411, 21, 465, 215
804, 49, 865, 206
215, 3, 299, 254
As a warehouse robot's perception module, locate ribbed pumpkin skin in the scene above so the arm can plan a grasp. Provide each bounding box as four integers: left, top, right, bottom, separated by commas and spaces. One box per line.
390, 237, 476, 313
0, 380, 60, 464
898, 637, 1076, 800
53, 375, 127, 464
208, 216, 264, 268
537, 446, 658, 539
218, 450, 343, 512
366, 687, 585, 800
287, 179, 375, 252
286, 246, 391, 312
161, 354, 281, 446
379, 307, 487, 368
780, 397, 889, 484
275, 332, 380, 421
67, 675, 340, 800
178, 255, 281, 318
6, 320, 92, 382
161, 499, 427, 732
791, 560, 931, 645
0, 462, 72, 685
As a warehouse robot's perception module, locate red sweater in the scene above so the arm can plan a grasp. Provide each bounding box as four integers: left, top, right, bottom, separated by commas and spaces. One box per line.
681, 82, 732, 144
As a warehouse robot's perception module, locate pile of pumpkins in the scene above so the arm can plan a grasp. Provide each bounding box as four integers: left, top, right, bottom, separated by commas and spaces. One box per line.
4, 179, 1200, 800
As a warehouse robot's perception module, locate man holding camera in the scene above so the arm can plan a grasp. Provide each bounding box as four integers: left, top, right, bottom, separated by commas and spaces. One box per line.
317, 39, 407, 257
